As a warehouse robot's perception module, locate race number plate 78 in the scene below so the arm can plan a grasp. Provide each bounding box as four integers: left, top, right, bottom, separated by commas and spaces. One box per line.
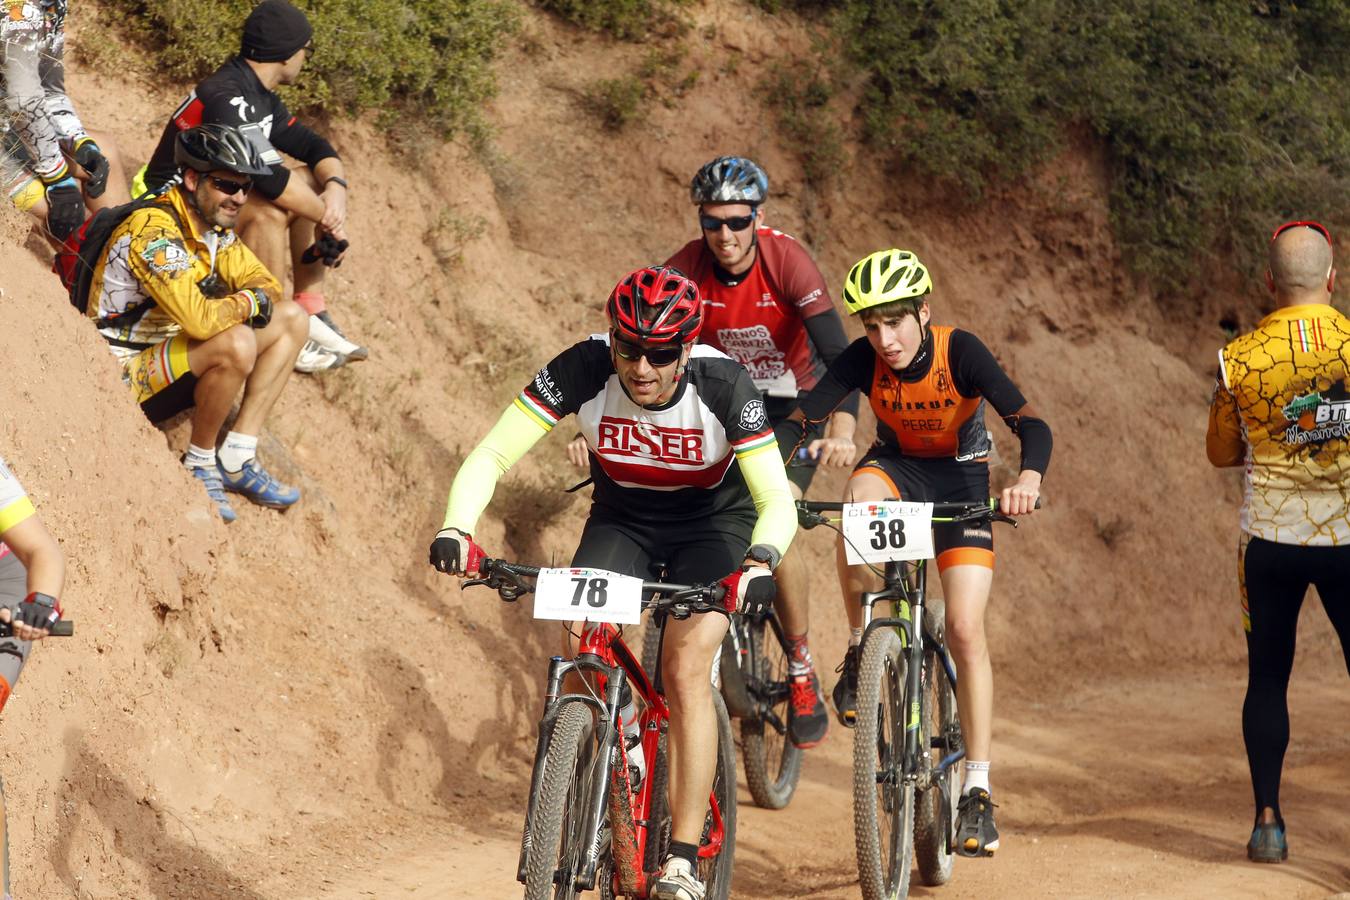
533, 567, 643, 625
842, 501, 935, 565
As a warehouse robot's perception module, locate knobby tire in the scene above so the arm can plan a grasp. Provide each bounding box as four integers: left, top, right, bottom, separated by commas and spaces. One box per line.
913, 599, 960, 887
853, 628, 915, 900
739, 616, 803, 809
523, 702, 593, 900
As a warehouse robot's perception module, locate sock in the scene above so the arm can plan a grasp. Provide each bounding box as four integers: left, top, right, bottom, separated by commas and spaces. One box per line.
293, 291, 325, 314
183, 444, 216, 469
964, 760, 991, 795
849, 627, 864, 648
217, 432, 258, 473
666, 840, 698, 869
785, 632, 813, 676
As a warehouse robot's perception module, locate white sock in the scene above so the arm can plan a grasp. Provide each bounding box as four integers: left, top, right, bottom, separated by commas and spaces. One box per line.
964, 760, 991, 795
183, 444, 216, 469
849, 627, 864, 647
218, 432, 258, 473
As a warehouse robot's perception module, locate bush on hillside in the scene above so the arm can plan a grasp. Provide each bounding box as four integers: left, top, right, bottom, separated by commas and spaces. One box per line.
825, 0, 1350, 288
535, 0, 686, 40
102, 0, 517, 141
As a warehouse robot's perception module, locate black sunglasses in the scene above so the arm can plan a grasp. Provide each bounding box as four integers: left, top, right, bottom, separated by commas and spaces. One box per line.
613, 336, 683, 367
699, 213, 756, 233
208, 175, 253, 197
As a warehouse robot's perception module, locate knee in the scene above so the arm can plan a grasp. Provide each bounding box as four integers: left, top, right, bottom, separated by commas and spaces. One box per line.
241, 197, 288, 233
662, 654, 713, 710
212, 325, 258, 372
289, 164, 320, 192
944, 612, 987, 658
274, 298, 309, 342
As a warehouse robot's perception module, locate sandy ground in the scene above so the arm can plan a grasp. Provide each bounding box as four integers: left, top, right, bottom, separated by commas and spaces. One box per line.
0, 2, 1344, 898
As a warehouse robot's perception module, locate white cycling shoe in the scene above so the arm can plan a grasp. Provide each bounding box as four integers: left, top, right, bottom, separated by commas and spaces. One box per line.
294, 338, 346, 373
651, 857, 705, 900
308, 313, 368, 361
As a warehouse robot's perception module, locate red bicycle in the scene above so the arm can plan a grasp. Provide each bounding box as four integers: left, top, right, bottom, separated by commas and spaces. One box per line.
468, 558, 737, 900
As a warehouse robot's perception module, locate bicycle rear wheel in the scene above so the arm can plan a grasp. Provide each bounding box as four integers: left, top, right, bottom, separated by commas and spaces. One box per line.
740, 615, 803, 809
914, 600, 960, 886
853, 628, 914, 900
524, 701, 595, 900
645, 691, 737, 900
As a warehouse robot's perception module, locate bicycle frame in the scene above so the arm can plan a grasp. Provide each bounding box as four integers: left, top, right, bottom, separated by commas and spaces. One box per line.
517, 611, 728, 897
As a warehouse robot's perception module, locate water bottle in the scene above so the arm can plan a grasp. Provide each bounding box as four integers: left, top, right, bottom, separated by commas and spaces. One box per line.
618, 683, 645, 788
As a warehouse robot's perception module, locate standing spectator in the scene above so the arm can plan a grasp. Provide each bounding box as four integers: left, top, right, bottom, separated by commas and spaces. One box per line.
0, 452, 67, 900
2, 0, 129, 239
87, 125, 306, 522
1207, 220, 1350, 863
139, 0, 367, 372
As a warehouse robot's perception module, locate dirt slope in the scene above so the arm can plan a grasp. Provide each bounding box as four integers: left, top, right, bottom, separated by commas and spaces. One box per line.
0, 2, 1343, 898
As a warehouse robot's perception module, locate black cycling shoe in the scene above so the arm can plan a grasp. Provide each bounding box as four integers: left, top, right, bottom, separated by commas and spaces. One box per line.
1247, 821, 1288, 863
956, 788, 1000, 857
788, 667, 829, 748
831, 645, 860, 728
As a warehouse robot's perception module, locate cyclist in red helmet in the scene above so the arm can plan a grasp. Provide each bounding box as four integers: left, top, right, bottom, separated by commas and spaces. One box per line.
431, 265, 797, 900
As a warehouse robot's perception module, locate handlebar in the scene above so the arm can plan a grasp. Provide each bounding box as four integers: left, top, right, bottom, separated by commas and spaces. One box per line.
796, 498, 1040, 530
465, 558, 729, 617
0, 618, 73, 638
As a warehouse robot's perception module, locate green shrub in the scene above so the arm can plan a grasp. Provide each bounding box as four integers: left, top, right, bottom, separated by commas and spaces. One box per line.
100, 0, 517, 141
762, 64, 844, 189
583, 76, 647, 128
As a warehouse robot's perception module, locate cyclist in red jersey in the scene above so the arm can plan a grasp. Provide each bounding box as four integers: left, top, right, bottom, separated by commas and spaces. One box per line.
785, 249, 1052, 858
569, 157, 857, 749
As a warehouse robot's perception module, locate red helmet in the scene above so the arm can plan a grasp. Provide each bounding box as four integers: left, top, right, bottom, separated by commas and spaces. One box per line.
605, 265, 703, 345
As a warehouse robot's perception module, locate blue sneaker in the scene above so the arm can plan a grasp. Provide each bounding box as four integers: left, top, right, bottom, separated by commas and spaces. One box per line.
189, 465, 237, 523
218, 458, 300, 508
1247, 821, 1288, 863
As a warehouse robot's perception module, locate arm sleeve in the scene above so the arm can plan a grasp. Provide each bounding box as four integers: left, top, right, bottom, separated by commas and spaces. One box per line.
950, 330, 1053, 475
1207, 352, 1245, 467
38, 36, 87, 145
2, 30, 65, 178
738, 445, 797, 557
802, 309, 861, 417
123, 212, 253, 339
270, 117, 339, 173
441, 403, 551, 533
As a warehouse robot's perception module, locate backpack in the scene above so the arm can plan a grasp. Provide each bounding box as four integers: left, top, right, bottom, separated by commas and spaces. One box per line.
52, 197, 187, 327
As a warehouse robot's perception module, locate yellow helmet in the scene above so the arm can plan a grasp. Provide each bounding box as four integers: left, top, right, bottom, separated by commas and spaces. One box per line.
842, 249, 932, 315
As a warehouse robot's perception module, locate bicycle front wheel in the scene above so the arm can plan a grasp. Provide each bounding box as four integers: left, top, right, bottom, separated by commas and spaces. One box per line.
524, 701, 595, 900
853, 628, 915, 900
740, 616, 803, 809
914, 599, 960, 886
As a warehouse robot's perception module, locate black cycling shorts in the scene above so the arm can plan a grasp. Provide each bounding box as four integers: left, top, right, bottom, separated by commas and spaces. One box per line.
572, 509, 755, 586
768, 395, 823, 493
851, 447, 993, 571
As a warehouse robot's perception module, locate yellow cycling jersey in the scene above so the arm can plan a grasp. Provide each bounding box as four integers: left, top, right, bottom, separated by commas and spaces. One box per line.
87, 186, 279, 357
1208, 303, 1350, 545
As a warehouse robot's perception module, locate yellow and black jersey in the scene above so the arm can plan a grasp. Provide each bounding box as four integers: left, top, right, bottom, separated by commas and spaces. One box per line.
1208, 303, 1350, 545
87, 186, 279, 359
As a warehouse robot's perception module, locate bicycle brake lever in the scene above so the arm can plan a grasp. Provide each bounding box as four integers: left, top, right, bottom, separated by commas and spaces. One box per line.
461, 577, 492, 589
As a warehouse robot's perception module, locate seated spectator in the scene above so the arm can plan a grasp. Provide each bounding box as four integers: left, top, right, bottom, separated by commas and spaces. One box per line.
2, 0, 129, 239
87, 125, 306, 522
137, 0, 367, 373
0, 452, 67, 900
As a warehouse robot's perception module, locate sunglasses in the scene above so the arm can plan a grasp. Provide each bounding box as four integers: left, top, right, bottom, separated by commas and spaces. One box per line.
1271, 219, 1333, 245
613, 336, 684, 367
208, 175, 253, 197
304, 40, 316, 56
700, 213, 756, 233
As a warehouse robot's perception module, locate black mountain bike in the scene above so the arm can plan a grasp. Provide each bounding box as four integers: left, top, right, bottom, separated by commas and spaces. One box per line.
798, 499, 1024, 900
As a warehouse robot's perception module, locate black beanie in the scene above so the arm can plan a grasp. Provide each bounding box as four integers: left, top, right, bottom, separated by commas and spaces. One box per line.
240, 0, 313, 63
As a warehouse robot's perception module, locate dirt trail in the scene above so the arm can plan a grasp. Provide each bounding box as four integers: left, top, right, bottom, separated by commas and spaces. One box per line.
0, 2, 1346, 898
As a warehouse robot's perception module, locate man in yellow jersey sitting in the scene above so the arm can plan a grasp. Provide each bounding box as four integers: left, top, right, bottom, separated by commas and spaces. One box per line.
1207, 220, 1350, 864
430, 266, 796, 900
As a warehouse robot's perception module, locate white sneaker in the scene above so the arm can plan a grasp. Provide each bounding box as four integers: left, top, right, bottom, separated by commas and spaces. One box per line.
308, 313, 368, 361
294, 339, 346, 373
651, 857, 705, 900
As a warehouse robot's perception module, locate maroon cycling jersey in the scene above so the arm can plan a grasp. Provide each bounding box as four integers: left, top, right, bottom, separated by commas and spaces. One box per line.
514, 337, 778, 522
667, 227, 836, 398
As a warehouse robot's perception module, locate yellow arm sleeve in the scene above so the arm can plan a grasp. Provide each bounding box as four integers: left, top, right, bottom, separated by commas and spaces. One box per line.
1206, 354, 1245, 468
738, 441, 797, 559
441, 402, 552, 534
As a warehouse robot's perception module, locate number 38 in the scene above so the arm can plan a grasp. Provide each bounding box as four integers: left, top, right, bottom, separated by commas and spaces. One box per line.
869, 519, 906, 550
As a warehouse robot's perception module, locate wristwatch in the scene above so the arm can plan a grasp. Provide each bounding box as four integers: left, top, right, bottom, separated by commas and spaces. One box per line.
744, 544, 781, 571
323, 176, 348, 190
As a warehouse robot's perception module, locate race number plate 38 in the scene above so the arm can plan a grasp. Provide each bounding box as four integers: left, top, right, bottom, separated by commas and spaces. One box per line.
842, 501, 935, 565
533, 567, 643, 625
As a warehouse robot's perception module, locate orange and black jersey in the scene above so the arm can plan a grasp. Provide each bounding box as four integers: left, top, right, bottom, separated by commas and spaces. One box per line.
794, 326, 1052, 474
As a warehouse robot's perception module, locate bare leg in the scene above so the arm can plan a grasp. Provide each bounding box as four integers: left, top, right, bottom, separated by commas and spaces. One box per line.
233, 300, 307, 435
237, 198, 292, 294
661, 610, 729, 844
774, 482, 810, 635
835, 471, 894, 635
940, 565, 995, 763
185, 326, 257, 448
